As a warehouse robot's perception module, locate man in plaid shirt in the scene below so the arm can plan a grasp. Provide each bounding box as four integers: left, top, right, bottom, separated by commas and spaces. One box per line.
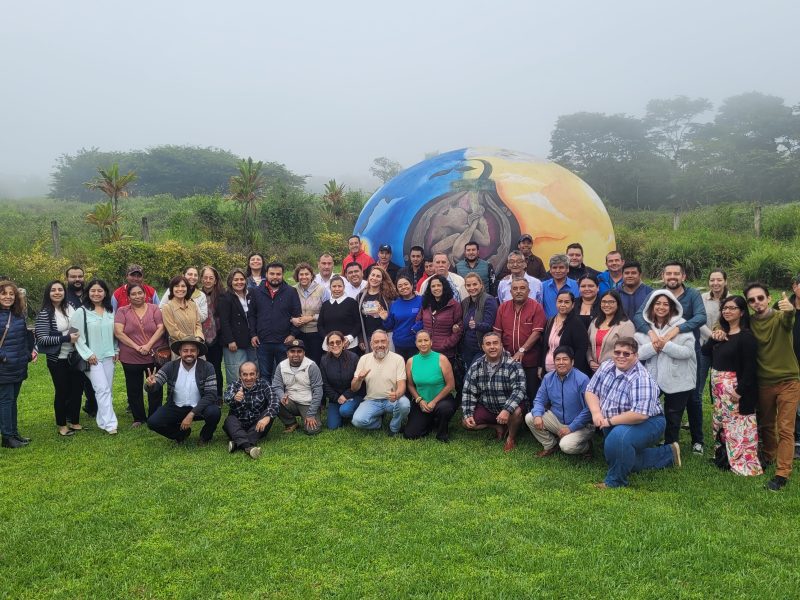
462, 331, 528, 452
585, 336, 681, 488
223, 361, 280, 459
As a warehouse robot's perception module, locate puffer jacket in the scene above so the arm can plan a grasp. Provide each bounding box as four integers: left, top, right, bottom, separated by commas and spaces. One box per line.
0, 310, 33, 384
634, 290, 696, 393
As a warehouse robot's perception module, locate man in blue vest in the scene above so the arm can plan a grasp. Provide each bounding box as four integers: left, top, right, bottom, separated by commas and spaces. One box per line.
455, 241, 496, 295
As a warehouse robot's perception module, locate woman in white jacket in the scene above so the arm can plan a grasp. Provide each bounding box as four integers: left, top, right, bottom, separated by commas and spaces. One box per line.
635, 290, 696, 446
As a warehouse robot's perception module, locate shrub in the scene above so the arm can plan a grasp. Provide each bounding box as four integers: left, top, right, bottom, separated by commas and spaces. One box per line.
762, 203, 800, 241
1, 245, 73, 317
734, 242, 800, 289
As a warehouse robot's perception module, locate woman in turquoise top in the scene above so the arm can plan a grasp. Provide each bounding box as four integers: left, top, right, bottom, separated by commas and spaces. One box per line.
71, 279, 119, 434
403, 329, 455, 442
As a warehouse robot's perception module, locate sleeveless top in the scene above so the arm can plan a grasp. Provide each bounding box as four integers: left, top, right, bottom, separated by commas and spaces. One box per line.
411, 351, 445, 403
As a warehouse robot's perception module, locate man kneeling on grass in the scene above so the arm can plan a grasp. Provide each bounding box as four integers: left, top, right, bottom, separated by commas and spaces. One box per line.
223, 361, 279, 459
145, 336, 220, 445
350, 330, 410, 436
525, 345, 594, 458
273, 339, 323, 435
584, 337, 680, 488
461, 331, 527, 452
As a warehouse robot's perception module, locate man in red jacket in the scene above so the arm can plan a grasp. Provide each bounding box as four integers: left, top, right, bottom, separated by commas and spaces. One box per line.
493, 277, 546, 406
112, 264, 159, 310
342, 235, 375, 272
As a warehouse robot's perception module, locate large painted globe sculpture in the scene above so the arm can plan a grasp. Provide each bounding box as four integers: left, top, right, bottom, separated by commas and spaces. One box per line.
354, 147, 615, 271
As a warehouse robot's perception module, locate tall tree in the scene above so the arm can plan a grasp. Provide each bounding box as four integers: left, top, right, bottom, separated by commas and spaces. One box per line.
370, 157, 402, 184
83, 163, 138, 213
645, 96, 712, 166
227, 157, 266, 247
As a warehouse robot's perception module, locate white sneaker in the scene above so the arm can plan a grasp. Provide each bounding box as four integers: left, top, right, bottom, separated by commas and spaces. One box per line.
692, 443, 704, 455
228, 440, 235, 453
248, 446, 262, 459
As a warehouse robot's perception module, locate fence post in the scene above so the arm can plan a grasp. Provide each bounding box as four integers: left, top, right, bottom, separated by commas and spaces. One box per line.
141, 217, 150, 242
51, 220, 61, 257
754, 205, 761, 238
672, 210, 680, 231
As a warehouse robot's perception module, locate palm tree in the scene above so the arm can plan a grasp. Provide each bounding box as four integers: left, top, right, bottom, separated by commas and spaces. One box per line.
84, 163, 138, 213
322, 179, 347, 223
85, 202, 124, 244
227, 157, 267, 247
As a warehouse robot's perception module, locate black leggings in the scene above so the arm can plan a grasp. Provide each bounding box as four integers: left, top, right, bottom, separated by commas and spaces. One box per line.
47, 359, 84, 426
122, 362, 163, 423
404, 396, 457, 440
206, 340, 224, 400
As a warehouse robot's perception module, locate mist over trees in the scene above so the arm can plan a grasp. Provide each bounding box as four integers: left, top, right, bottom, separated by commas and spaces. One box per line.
50, 145, 306, 201
549, 92, 800, 209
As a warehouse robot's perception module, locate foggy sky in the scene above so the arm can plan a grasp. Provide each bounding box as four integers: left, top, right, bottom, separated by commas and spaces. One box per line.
1, 0, 798, 196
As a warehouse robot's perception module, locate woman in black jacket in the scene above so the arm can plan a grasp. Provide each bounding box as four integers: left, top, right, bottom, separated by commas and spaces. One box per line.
320, 331, 362, 429
34, 281, 84, 436
541, 290, 590, 376
702, 295, 762, 476
318, 276, 361, 354
0, 279, 35, 449
218, 269, 256, 386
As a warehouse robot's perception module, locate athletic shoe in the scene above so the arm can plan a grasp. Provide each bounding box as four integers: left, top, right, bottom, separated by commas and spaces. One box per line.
228, 441, 236, 453
766, 476, 787, 491
248, 447, 262, 459
692, 443, 704, 455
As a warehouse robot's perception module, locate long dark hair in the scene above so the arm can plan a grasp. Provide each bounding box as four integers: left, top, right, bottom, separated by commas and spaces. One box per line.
168, 275, 191, 301
226, 268, 248, 295
593, 290, 628, 328
82, 279, 113, 312
422, 274, 454, 311
246, 253, 267, 279
41, 280, 69, 317
646, 292, 678, 328
552, 290, 576, 335
0, 280, 25, 317
719, 295, 750, 333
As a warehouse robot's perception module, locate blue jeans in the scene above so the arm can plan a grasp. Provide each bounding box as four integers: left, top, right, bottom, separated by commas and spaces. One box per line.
223, 347, 257, 386
327, 396, 363, 429
257, 342, 287, 385
602, 414, 674, 487
352, 397, 411, 433
0, 382, 22, 437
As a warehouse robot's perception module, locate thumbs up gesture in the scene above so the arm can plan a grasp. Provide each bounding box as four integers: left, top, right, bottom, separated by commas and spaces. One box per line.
777, 291, 793, 313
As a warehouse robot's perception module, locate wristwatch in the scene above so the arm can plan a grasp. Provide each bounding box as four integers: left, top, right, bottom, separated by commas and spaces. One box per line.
519, 347, 526, 353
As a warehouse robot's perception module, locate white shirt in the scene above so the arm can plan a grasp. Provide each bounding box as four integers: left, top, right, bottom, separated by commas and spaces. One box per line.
174, 362, 200, 408
314, 273, 332, 289
237, 293, 248, 314
344, 280, 366, 300
496, 273, 543, 304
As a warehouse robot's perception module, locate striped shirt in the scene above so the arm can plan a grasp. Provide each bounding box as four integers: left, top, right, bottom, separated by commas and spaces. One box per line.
586, 359, 662, 417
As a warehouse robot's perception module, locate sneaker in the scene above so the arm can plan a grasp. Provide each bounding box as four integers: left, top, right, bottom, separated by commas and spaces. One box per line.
670, 442, 682, 468
680, 421, 690, 430
692, 443, 704, 455
794, 445, 800, 460
228, 440, 236, 453
766, 476, 788, 492
248, 446, 262, 459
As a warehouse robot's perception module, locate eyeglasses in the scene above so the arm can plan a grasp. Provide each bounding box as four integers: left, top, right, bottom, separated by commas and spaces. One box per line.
328, 340, 343, 346
721, 306, 739, 312
747, 295, 766, 304
613, 350, 634, 358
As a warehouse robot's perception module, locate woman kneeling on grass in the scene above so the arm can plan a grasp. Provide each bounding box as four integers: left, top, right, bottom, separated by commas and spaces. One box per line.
320, 331, 362, 429
404, 329, 456, 442
0, 280, 35, 449
701, 295, 762, 476
35, 280, 83, 436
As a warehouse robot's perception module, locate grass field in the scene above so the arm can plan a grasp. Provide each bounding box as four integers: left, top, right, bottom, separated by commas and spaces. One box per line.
2, 360, 800, 599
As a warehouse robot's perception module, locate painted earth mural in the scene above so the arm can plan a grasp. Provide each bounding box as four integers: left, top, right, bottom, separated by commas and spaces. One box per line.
354, 147, 616, 271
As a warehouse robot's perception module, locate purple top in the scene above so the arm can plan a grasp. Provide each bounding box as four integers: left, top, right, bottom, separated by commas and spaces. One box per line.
114, 304, 164, 365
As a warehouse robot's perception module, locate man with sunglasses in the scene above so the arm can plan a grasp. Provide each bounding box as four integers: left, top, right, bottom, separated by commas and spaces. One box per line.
585, 337, 681, 488
736, 283, 799, 491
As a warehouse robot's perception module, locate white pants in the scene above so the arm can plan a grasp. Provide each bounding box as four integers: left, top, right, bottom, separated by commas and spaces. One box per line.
525, 410, 594, 454
88, 358, 118, 432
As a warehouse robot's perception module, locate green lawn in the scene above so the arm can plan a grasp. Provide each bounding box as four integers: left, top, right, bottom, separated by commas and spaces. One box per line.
2, 360, 799, 599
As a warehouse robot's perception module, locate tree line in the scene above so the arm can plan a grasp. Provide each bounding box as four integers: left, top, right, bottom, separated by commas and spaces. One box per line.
548, 92, 800, 209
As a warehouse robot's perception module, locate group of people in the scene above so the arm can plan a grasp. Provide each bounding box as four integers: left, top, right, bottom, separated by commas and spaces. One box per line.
1, 232, 798, 492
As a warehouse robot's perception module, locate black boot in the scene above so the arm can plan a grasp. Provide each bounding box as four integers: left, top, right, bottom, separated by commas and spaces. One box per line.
2, 436, 26, 449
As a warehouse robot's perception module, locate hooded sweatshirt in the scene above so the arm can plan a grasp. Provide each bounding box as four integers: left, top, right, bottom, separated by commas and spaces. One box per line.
634, 289, 697, 393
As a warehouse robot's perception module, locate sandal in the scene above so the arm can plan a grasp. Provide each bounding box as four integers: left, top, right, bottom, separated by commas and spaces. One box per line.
68, 424, 83, 431
284, 423, 299, 434
58, 428, 75, 437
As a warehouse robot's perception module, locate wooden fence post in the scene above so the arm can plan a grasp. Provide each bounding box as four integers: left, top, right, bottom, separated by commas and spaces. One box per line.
141, 217, 150, 242
672, 210, 680, 231
754, 205, 761, 238
51, 220, 61, 257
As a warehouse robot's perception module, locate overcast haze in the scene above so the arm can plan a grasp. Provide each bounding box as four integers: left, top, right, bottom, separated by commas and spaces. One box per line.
1, 0, 798, 196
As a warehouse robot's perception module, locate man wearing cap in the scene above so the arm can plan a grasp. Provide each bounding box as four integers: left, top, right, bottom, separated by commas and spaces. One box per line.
112, 264, 159, 310
455, 241, 496, 294
525, 345, 594, 457
367, 244, 400, 283
273, 339, 323, 435
342, 235, 376, 272
223, 361, 279, 459
145, 336, 221, 445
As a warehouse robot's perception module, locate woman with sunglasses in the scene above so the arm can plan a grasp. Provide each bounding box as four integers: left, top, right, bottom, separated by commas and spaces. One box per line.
701, 295, 762, 476
635, 290, 696, 446
320, 331, 361, 429
587, 290, 635, 372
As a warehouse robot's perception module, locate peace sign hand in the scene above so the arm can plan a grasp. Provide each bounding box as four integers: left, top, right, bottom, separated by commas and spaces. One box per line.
145, 368, 158, 387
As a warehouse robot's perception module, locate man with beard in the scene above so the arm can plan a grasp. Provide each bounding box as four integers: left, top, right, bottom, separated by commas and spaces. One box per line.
65, 265, 98, 417
273, 339, 323, 435
351, 330, 410, 436
223, 361, 279, 459
398, 245, 426, 290
249, 262, 302, 385
455, 241, 496, 294
634, 261, 706, 454
145, 337, 221, 445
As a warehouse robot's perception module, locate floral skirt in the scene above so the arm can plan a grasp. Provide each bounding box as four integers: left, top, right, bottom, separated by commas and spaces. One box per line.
710, 369, 763, 476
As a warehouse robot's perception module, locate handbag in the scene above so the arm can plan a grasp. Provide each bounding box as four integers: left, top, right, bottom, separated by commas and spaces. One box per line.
132, 305, 170, 368
67, 308, 90, 372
